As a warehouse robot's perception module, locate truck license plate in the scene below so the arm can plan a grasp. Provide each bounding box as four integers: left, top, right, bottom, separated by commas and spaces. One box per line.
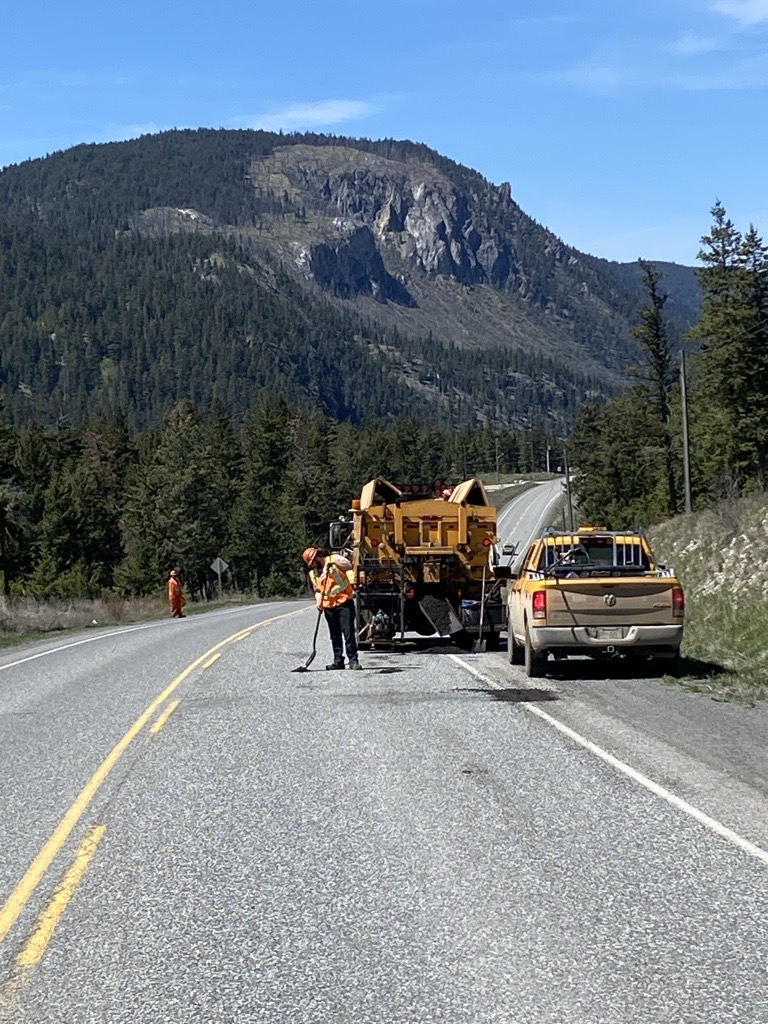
596, 627, 623, 640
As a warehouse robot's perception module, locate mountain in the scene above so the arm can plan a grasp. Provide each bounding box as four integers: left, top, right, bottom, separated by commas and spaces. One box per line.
0, 129, 699, 433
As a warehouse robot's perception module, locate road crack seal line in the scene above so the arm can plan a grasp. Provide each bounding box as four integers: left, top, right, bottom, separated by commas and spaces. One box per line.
17, 824, 106, 968
450, 654, 768, 868
150, 700, 180, 735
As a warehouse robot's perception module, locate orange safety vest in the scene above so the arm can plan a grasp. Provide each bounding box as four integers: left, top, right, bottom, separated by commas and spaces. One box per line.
310, 556, 355, 609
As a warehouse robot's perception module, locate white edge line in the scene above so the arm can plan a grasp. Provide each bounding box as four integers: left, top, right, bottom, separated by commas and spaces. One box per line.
0, 602, 308, 674
0, 623, 162, 672
450, 654, 768, 868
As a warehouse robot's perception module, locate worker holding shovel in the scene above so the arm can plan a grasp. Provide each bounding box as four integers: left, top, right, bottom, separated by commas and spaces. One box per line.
301, 547, 362, 670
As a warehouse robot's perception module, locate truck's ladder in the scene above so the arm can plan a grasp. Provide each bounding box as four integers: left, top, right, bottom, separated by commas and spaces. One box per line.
355, 558, 407, 642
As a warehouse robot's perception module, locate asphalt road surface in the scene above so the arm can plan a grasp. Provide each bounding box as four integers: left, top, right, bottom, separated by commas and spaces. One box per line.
495, 477, 566, 569
1, 482, 767, 1024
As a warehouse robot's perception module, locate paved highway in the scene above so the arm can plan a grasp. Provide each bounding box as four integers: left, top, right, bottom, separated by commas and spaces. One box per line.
495, 477, 566, 569
1, 481, 767, 1023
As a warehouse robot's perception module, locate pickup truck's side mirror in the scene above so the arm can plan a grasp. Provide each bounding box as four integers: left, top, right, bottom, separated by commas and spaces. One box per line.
501, 544, 516, 556
493, 565, 513, 580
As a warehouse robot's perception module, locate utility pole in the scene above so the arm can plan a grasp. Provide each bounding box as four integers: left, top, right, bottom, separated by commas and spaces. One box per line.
563, 447, 575, 531
680, 350, 692, 514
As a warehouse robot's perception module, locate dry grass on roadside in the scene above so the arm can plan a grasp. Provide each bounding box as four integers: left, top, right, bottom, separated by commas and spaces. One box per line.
0, 591, 277, 650
0, 594, 166, 646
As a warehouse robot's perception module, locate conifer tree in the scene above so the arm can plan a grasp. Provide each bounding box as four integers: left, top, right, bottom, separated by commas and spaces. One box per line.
117, 400, 229, 596
204, 400, 243, 549
11, 421, 55, 581
328, 421, 372, 499
571, 390, 668, 528
0, 480, 29, 597
283, 406, 342, 540
736, 225, 768, 483
690, 202, 768, 495
272, 407, 343, 596
229, 396, 295, 595
29, 460, 117, 598
630, 260, 679, 514
0, 401, 29, 595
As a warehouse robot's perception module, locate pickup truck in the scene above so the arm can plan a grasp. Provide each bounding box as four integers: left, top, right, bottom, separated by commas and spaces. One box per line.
506, 526, 685, 677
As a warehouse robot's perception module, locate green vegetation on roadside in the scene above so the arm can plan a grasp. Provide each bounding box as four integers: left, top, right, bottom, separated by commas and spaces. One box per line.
650, 492, 768, 705
567, 202, 768, 704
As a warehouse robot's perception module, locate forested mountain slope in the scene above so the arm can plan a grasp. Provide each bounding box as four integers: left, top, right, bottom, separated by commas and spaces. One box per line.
0, 129, 699, 433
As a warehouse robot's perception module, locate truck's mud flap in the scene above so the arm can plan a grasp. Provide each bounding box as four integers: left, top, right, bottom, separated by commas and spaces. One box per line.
419, 595, 465, 636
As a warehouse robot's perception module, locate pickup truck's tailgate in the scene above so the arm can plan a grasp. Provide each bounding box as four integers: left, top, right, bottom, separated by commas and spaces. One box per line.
545, 579, 677, 626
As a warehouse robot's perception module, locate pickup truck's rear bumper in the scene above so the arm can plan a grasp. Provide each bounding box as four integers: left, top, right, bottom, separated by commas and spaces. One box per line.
528, 623, 683, 653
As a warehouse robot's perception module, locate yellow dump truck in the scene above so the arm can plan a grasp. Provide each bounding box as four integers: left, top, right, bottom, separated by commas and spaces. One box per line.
329, 477, 510, 649
506, 526, 685, 677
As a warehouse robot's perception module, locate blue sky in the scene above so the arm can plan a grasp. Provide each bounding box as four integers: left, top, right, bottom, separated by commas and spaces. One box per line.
2, 0, 767, 266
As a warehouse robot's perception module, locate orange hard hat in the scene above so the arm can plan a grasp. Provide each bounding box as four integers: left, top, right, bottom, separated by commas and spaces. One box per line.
302, 546, 319, 565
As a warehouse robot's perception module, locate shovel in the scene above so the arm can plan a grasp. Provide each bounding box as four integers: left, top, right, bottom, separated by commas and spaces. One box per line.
472, 566, 487, 653
292, 607, 323, 672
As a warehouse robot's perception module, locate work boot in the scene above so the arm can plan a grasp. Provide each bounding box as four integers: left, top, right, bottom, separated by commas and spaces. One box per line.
348, 659, 363, 670
326, 660, 345, 671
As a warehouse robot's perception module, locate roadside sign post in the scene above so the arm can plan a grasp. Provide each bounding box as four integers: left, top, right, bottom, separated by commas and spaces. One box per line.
210, 556, 229, 597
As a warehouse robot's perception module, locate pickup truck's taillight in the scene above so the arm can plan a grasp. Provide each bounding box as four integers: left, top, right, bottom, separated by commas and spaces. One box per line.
532, 590, 546, 620
672, 587, 685, 617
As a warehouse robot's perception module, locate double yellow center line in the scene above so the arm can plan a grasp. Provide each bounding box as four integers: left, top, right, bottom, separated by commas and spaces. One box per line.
0, 608, 304, 970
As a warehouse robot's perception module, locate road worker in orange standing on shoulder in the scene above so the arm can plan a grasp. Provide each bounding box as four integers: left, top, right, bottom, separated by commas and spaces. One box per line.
167, 569, 186, 618
302, 547, 362, 670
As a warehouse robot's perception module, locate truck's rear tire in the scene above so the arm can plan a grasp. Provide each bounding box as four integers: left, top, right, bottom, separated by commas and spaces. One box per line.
508, 631, 524, 665
524, 624, 547, 678
654, 652, 681, 677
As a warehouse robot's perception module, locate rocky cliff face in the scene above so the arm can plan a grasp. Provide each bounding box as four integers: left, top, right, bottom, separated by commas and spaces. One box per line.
298, 222, 416, 305
247, 146, 518, 303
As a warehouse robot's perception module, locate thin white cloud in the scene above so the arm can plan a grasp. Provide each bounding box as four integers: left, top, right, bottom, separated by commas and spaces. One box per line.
554, 19, 768, 94
669, 32, 722, 55
235, 99, 378, 132
711, 0, 768, 26
675, 55, 768, 88
557, 59, 632, 92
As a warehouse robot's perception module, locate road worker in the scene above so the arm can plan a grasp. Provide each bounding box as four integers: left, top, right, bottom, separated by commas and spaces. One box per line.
302, 547, 362, 670
167, 569, 186, 618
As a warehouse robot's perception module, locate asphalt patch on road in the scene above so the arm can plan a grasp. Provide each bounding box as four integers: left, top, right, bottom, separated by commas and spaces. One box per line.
455, 686, 559, 703
289, 666, 409, 676
309, 687, 490, 706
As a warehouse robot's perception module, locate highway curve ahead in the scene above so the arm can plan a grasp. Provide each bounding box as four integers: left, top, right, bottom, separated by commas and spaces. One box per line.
1, 487, 768, 1022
